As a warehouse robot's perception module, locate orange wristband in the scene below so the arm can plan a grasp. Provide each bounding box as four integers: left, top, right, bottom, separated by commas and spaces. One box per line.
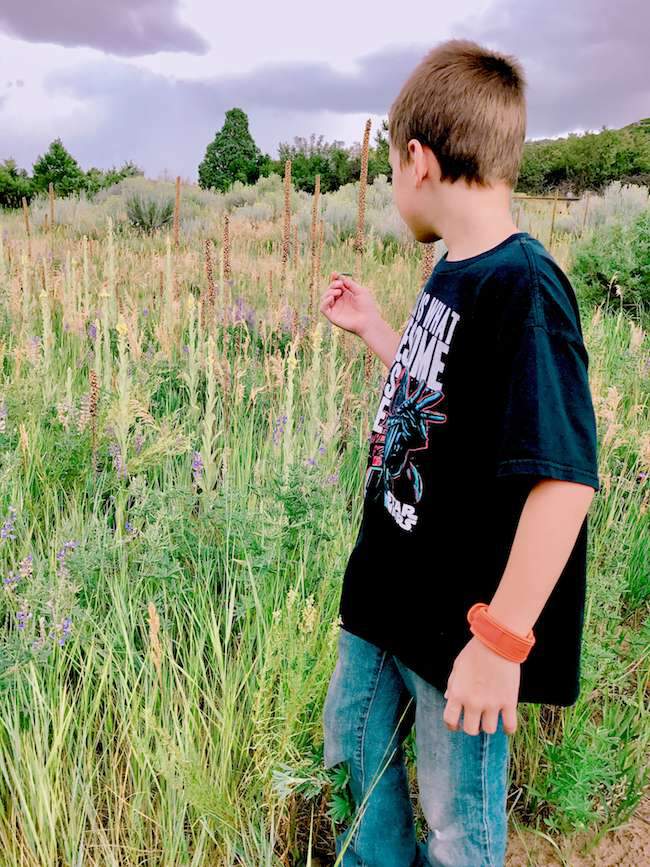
467, 602, 535, 663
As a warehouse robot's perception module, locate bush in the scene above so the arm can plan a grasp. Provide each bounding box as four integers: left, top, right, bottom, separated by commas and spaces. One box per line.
126, 195, 174, 234
569, 210, 650, 315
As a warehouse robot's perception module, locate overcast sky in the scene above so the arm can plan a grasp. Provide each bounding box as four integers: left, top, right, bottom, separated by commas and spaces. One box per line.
0, 0, 647, 180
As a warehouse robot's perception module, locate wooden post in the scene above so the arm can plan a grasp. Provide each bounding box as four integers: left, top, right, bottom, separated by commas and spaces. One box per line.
549, 188, 559, 249
21, 197, 31, 260
580, 194, 591, 237
49, 182, 55, 230
173, 176, 181, 248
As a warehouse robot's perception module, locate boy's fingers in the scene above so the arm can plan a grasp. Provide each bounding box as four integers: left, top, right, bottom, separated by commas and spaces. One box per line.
321, 288, 342, 307
443, 698, 461, 731
340, 276, 362, 295
462, 706, 481, 736
501, 705, 518, 735
480, 709, 499, 734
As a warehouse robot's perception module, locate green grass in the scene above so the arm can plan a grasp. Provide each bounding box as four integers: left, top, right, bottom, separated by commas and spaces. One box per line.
0, 188, 647, 865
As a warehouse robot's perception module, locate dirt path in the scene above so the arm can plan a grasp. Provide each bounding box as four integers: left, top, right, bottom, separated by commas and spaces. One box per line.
505, 796, 650, 866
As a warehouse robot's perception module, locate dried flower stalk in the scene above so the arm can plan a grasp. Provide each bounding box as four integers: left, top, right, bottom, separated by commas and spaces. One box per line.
280, 160, 292, 286
354, 118, 372, 274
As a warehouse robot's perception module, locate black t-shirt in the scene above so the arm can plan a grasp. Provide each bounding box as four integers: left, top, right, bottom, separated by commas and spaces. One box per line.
339, 231, 600, 706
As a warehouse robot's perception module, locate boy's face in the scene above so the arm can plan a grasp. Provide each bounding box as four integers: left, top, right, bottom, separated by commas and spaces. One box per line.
389, 139, 442, 244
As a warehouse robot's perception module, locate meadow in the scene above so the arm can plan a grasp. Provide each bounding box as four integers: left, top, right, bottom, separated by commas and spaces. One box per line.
0, 159, 648, 865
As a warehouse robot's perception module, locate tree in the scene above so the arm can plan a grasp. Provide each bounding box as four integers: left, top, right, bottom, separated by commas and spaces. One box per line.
0, 159, 33, 209
32, 138, 85, 197
84, 161, 143, 196
198, 108, 264, 192
373, 118, 391, 181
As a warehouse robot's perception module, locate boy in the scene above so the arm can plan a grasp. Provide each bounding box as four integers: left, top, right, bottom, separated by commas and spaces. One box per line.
319, 39, 600, 867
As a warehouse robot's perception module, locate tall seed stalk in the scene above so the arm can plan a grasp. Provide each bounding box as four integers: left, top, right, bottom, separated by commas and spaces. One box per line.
354, 118, 372, 276
184, 294, 200, 423
309, 175, 321, 319
82, 235, 90, 320
421, 243, 436, 285
308, 321, 323, 449
173, 176, 181, 249
21, 197, 31, 261
280, 160, 292, 287
200, 334, 220, 499
204, 238, 216, 324
223, 213, 231, 283
283, 338, 297, 482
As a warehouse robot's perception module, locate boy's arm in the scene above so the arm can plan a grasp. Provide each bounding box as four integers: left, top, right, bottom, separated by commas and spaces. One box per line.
360, 316, 401, 369
443, 478, 595, 737
320, 274, 401, 367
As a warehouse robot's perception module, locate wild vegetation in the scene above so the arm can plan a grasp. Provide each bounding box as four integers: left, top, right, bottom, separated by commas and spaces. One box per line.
3, 114, 649, 209
0, 130, 647, 863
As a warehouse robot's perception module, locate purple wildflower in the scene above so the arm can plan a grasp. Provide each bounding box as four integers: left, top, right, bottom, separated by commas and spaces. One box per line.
134, 431, 144, 454
3, 571, 19, 590
17, 608, 32, 630
192, 451, 204, 485
143, 307, 149, 317
87, 322, 97, 340
108, 442, 127, 478
56, 540, 78, 579
325, 472, 339, 486
19, 554, 33, 578
272, 415, 288, 446
59, 617, 73, 646
1, 506, 17, 543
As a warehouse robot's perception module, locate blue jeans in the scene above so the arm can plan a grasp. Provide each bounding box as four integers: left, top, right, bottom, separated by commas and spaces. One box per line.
322, 627, 509, 867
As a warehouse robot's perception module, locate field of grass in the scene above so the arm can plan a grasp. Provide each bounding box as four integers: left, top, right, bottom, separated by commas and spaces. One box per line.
0, 174, 647, 865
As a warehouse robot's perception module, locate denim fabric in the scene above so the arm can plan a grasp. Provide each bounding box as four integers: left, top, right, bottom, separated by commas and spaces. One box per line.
323, 627, 509, 867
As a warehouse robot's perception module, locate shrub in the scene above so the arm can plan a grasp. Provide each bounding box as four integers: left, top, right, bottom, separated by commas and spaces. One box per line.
569, 209, 650, 315
126, 195, 174, 234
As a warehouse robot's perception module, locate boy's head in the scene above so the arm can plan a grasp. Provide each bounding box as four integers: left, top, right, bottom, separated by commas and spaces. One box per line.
388, 39, 527, 242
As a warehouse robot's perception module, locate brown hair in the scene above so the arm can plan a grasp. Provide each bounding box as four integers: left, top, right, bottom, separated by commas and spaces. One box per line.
389, 39, 527, 188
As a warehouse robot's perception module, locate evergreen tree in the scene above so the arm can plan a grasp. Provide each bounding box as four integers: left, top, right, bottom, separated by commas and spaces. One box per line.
0, 159, 33, 209
32, 138, 85, 196
198, 108, 263, 192
373, 118, 391, 181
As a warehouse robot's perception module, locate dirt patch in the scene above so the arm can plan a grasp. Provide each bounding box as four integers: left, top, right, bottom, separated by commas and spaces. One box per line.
506, 796, 650, 866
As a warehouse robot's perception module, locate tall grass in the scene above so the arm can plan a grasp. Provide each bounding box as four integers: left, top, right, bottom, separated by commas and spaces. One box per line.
0, 177, 647, 865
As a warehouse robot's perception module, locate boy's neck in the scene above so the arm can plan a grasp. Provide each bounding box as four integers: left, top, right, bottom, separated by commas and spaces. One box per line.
436, 182, 520, 262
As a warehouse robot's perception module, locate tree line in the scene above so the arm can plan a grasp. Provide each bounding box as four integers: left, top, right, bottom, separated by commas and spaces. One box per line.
2, 109, 649, 209
0, 139, 142, 209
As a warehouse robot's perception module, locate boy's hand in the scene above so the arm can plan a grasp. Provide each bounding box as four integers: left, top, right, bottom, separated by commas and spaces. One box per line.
443, 637, 520, 736
320, 271, 383, 339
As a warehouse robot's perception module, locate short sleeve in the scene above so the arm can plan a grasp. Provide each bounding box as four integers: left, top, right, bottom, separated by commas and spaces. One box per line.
495, 324, 600, 491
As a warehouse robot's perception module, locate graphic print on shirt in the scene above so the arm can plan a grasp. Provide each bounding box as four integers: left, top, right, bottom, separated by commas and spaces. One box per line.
365, 288, 461, 532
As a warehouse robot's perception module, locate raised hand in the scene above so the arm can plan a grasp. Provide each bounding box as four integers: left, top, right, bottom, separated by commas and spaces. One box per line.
319, 271, 383, 339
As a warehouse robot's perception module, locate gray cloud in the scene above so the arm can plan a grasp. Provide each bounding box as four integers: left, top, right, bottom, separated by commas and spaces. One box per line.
0, 0, 208, 56
35, 49, 411, 177
24, 45, 422, 176
462, 0, 650, 136
1, 0, 647, 178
